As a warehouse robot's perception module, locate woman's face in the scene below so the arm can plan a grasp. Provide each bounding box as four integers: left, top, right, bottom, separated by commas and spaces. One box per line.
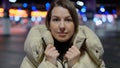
49, 6, 75, 42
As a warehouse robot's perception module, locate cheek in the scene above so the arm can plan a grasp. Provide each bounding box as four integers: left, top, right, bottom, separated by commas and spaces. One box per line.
49, 23, 57, 33
69, 24, 75, 33
69, 27, 74, 35
49, 25, 58, 39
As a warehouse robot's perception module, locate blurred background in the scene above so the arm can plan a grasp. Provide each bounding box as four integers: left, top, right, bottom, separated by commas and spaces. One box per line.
0, 0, 120, 68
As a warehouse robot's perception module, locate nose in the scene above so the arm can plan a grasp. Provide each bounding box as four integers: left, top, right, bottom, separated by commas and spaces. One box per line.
59, 20, 65, 32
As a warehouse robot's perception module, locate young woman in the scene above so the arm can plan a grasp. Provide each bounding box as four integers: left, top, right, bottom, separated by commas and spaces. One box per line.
20, 0, 105, 68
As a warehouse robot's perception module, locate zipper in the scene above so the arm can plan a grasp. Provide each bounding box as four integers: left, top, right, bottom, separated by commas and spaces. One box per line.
57, 58, 67, 68
57, 59, 65, 68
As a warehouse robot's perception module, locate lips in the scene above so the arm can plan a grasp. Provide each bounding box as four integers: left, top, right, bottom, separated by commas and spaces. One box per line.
57, 32, 67, 37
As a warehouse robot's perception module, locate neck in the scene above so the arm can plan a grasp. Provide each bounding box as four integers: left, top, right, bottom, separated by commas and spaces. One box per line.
54, 37, 73, 61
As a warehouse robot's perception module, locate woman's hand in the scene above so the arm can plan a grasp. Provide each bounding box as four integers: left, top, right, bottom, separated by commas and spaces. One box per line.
65, 45, 81, 68
44, 44, 59, 66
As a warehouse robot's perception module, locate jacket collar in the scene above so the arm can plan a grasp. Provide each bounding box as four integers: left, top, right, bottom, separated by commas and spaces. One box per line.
41, 25, 86, 49
73, 27, 86, 49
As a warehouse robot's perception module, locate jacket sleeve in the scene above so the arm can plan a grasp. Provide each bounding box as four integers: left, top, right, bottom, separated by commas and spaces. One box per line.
20, 25, 57, 68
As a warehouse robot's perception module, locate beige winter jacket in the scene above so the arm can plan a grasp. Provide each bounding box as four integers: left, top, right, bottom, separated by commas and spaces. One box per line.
20, 25, 105, 68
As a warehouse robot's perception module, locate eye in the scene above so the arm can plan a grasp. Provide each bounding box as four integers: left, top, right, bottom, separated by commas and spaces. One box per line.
51, 18, 60, 22
65, 18, 73, 22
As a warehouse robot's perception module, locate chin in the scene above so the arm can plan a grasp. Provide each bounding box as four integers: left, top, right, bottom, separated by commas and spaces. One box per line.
57, 38, 69, 42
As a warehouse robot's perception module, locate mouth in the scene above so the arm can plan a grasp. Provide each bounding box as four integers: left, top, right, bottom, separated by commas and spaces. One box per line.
57, 32, 67, 37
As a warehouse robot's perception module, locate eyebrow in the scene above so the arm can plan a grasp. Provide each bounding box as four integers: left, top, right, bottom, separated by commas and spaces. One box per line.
51, 15, 72, 18
51, 15, 58, 18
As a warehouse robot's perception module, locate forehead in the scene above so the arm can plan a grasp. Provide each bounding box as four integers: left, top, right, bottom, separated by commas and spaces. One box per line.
51, 6, 71, 17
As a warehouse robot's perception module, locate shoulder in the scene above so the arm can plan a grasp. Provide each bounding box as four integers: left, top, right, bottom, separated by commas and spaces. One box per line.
78, 25, 102, 48
79, 25, 105, 66
78, 25, 104, 65
78, 25, 97, 39
78, 25, 94, 33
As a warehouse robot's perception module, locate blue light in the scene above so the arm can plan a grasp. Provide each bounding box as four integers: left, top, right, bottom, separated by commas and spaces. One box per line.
9, 16, 14, 20
107, 15, 113, 23
100, 6, 105, 12
81, 8, 86, 13
18, 8, 22, 10
31, 17, 36, 22
98, 10, 102, 14
81, 6, 86, 13
93, 17, 99, 23
37, 17, 42, 22
101, 15, 106, 22
112, 9, 116, 14
82, 16, 87, 22
15, 16, 20, 22
45, 2, 50, 11
23, 3, 28, 8
104, 11, 109, 15
100, 6, 104, 8
32, 6, 37, 11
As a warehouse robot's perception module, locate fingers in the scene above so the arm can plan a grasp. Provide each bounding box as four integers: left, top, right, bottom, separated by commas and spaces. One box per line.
65, 45, 80, 60
65, 45, 81, 67
44, 44, 59, 65
45, 44, 53, 51
45, 44, 59, 58
70, 46, 80, 54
